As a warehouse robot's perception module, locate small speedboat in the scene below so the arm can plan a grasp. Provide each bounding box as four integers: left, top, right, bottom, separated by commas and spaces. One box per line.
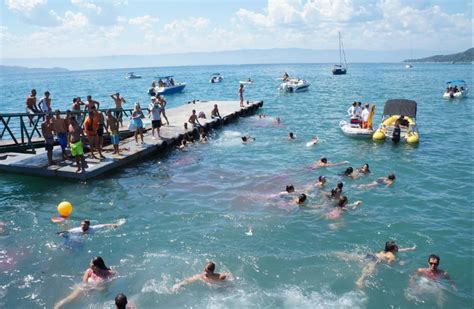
210, 73, 223, 83
443, 80, 468, 99
279, 78, 310, 92
372, 99, 419, 144
125, 72, 142, 79
340, 105, 375, 137
405, 64, 413, 68
239, 78, 253, 85
154, 75, 186, 95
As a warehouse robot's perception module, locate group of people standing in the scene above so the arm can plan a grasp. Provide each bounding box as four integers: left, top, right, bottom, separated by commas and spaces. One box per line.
30, 89, 127, 172
347, 101, 372, 129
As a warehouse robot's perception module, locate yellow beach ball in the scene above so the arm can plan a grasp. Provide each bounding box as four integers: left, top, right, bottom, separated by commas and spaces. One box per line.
57, 201, 73, 218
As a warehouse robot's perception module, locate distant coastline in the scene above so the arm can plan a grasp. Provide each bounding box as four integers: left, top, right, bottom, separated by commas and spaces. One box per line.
404, 48, 473, 63
0, 48, 457, 71
0, 65, 68, 74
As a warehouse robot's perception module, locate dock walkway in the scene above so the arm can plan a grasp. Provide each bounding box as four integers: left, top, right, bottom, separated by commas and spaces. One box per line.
0, 100, 263, 180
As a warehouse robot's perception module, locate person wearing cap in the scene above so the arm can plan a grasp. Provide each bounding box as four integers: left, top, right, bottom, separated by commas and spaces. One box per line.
361, 103, 371, 129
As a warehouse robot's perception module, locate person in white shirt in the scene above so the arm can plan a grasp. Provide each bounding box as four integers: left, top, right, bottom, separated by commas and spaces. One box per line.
347, 102, 357, 118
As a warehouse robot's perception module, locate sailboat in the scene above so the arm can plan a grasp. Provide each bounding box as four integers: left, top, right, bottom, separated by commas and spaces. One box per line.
332, 31, 347, 75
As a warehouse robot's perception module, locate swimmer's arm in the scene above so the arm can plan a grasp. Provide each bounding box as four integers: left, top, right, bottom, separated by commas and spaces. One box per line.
443, 271, 457, 290
326, 161, 350, 167
398, 245, 416, 252
349, 201, 363, 209
172, 274, 201, 291
83, 269, 91, 283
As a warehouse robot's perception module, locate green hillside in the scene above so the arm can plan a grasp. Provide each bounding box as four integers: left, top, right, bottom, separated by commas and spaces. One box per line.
405, 48, 473, 63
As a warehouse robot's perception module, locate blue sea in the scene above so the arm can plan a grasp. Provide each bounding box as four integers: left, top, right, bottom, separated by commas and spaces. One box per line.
0, 63, 472, 308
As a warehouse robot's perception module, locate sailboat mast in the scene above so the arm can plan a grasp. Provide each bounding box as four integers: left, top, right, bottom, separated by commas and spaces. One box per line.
338, 31, 342, 66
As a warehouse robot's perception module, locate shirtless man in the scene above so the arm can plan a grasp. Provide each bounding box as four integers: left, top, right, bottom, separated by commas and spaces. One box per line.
41, 113, 55, 166
211, 104, 221, 119
355, 240, 416, 288
356, 173, 396, 189
313, 157, 349, 168
188, 109, 201, 127
157, 96, 169, 125
172, 261, 230, 292
26, 89, 39, 126
71, 97, 84, 123
52, 110, 68, 160
57, 219, 125, 237
84, 95, 100, 112
106, 110, 120, 155
111, 93, 126, 127
412, 254, 456, 290
94, 107, 106, 158
69, 117, 86, 172
38, 91, 52, 113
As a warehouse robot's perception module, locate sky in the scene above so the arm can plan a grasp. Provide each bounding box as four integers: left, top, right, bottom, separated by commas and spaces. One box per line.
0, 0, 472, 59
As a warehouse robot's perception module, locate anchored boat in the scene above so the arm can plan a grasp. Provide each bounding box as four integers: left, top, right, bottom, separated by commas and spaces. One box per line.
372, 99, 419, 144
332, 31, 347, 75
339, 105, 375, 137
279, 78, 310, 92
154, 76, 186, 95
125, 72, 142, 79
210, 73, 223, 83
443, 80, 468, 99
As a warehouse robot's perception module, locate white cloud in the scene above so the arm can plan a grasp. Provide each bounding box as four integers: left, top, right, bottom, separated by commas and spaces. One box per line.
128, 15, 159, 29
4, 0, 46, 11
71, 0, 102, 14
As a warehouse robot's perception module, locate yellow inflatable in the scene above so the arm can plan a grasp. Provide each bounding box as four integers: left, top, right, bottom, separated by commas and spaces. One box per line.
57, 201, 73, 217
372, 129, 385, 140
382, 115, 415, 126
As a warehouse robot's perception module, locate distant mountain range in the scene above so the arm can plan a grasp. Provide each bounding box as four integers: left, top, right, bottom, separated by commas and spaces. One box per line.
0, 48, 456, 71
405, 48, 473, 63
0, 65, 68, 73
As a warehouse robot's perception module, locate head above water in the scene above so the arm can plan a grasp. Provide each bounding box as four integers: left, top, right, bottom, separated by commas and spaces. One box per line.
361, 163, 370, 172
336, 182, 343, 189
204, 261, 216, 274
289, 132, 294, 138
91, 256, 110, 271
388, 173, 396, 180
344, 167, 354, 176
384, 241, 399, 253
318, 175, 326, 183
320, 157, 328, 164
241, 136, 248, 142
337, 196, 348, 207
297, 193, 307, 204
286, 184, 295, 193
428, 254, 440, 269
115, 293, 128, 309
81, 220, 90, 231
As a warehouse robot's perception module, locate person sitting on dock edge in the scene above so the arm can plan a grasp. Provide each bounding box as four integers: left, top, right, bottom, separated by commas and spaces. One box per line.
211, 104, 221, 119
188, 109, 201, 128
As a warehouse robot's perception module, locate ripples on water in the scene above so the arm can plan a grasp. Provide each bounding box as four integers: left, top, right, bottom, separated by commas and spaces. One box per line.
0, 63, 472, 308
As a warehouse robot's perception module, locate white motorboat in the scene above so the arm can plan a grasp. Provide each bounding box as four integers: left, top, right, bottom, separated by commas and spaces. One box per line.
443, 80, 468, 99
239, 79, 253, 85
405, 64, 413, 68
125, 72, 142, 79
279, 78, 310, 92
154, 75, 186, 94
210, 73, 223, 83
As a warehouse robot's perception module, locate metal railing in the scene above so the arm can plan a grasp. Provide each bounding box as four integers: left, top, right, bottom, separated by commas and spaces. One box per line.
0, 108, 134, 153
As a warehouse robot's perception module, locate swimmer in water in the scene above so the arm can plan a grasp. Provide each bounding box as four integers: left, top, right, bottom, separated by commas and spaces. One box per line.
293, 193, 307, 205
340, 167, 355, 178
355, 240, 416, 288
172, 261, 230, 292
411, 254, 456, 290
288, 132, 295, 140
313, 157, 349, 168
115, 293, 135, 309
57, 219, 125, 237
315, 176, 326, 188
357, 173, 396, 189
54, 257, 115, 309
279, 184, 295, 195
241, 135, 256, 143
307, 136, 318, 146
325, 182, 343, 199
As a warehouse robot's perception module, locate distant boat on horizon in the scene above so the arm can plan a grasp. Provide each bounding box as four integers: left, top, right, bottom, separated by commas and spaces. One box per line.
332, 31, 347, 75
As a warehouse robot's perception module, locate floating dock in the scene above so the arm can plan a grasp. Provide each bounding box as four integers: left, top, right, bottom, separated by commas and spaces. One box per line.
0, 100, 263, 180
